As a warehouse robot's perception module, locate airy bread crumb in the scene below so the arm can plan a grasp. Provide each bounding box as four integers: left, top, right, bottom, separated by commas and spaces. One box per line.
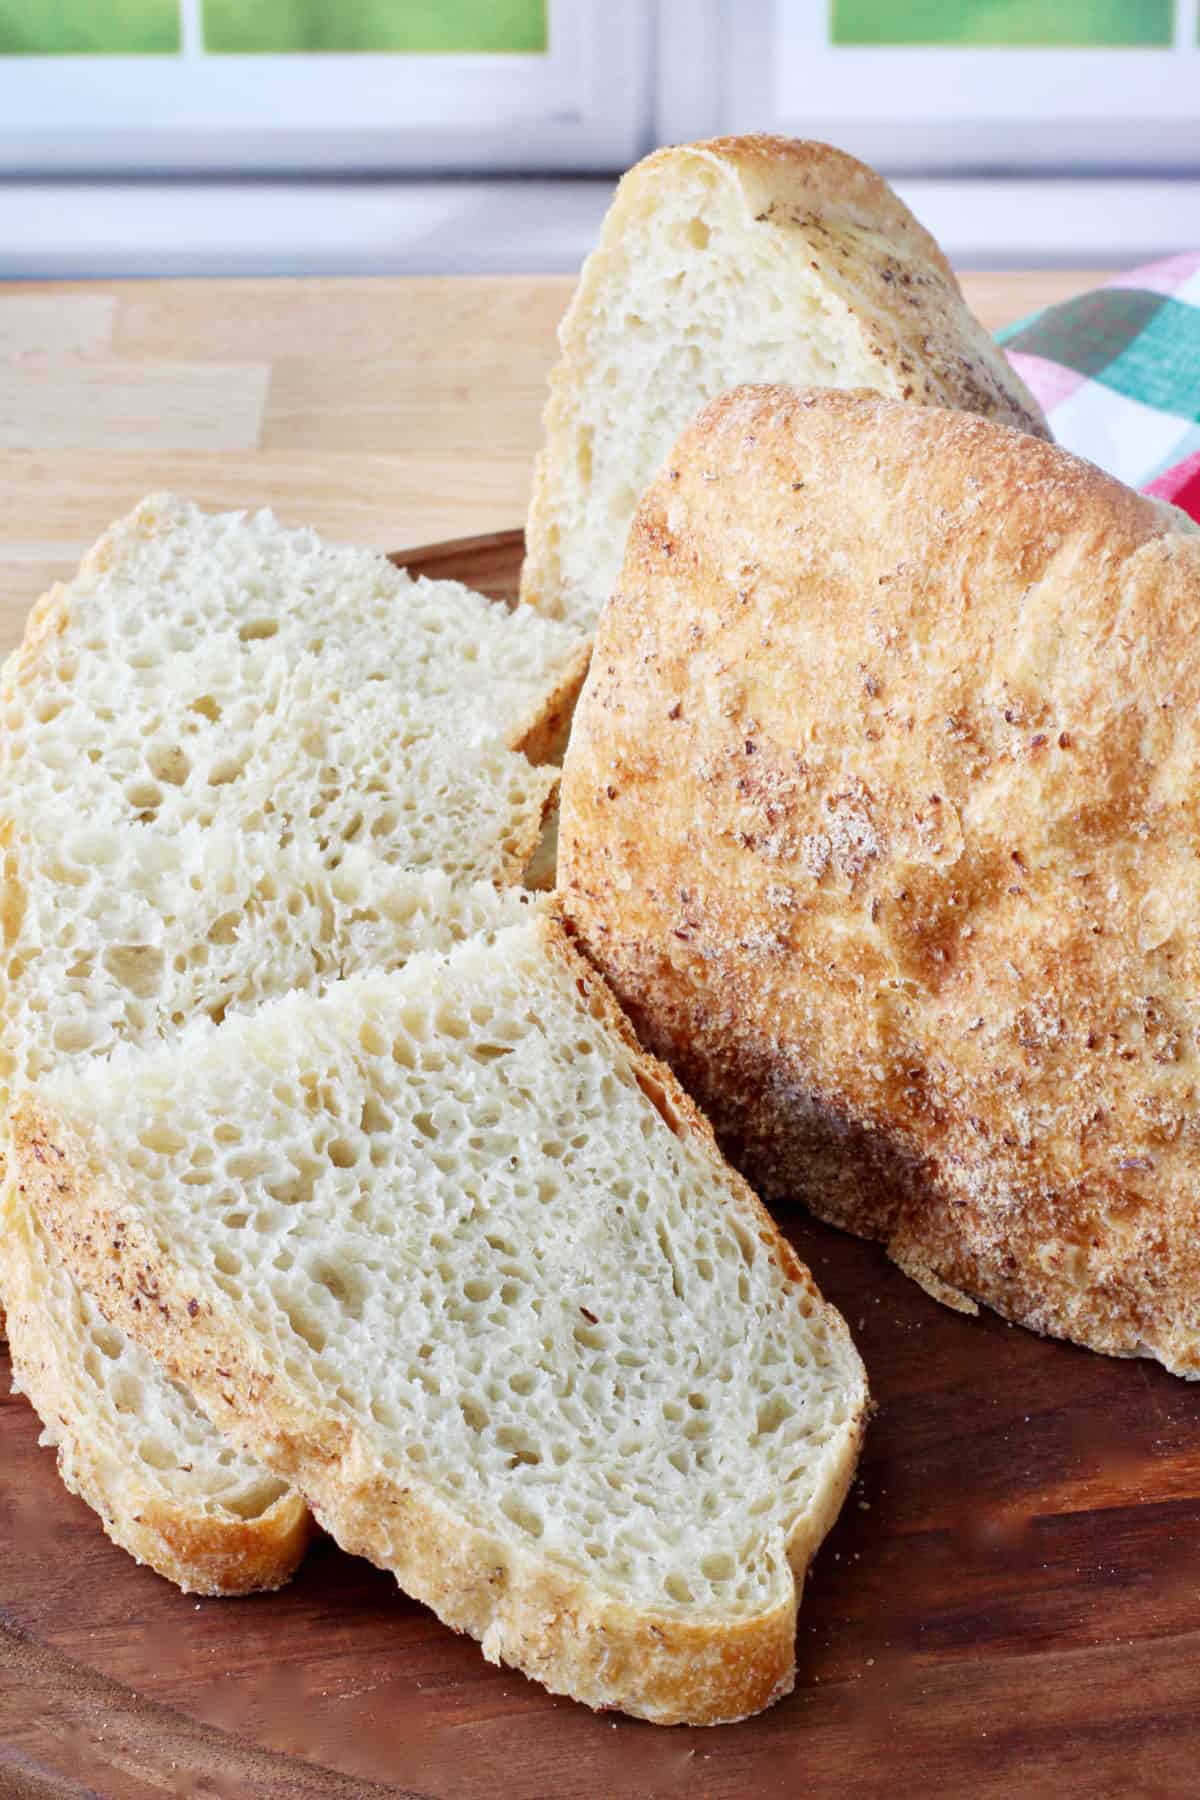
0, 492, 577, 1592
17, 913, 867, 1723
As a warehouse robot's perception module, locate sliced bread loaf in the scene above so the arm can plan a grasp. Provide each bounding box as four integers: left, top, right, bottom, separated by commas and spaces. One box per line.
0, 809, 540, 1593
521, 134, 1049, 631
16, 913, 868, 1723
558, 383, 1200, 1376
0, 492, 574, 1587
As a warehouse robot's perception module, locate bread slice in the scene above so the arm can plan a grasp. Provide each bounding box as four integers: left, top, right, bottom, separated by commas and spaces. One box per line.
558, 382, 1200, 1376
0, 814, 542, 1117
0, 490, 589, 885
16, 914, 867, 1723
0, 808, 540, 1593
4, 493, 588, 764
520, 133, 1050, 631
0, 491, 572, 1142
0, 491, 575, 1582
2, 635, 558, 890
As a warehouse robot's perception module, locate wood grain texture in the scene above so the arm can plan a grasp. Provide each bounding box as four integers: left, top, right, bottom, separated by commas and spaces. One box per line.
395, 526, 524, 604
2, 272, 1173, 1799
0, 271, 1094, 643
0, 360, 271, 453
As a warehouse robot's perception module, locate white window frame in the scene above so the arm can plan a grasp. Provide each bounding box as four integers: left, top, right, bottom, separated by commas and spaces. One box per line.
658, 0, 1200, 175
0, 0, 652, 174
2, 1, 1199, 273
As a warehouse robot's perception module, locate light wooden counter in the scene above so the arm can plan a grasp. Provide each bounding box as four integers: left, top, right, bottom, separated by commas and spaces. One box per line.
0, 269, 1097, 647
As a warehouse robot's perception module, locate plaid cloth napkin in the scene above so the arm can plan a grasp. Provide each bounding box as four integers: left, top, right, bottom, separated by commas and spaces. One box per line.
996, 253, 1200, 524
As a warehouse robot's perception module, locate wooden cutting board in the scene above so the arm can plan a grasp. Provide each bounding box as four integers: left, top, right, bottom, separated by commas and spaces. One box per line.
4, 530, 1200, 1800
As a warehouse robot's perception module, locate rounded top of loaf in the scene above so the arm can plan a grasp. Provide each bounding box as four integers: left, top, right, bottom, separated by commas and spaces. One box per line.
559, 384, 1200, 1376
626, 135, 959, 288
670, 379, 1162, 548
608, 142, 1044, 438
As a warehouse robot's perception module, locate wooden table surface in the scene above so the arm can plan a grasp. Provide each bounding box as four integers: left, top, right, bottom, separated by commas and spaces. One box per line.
0, 269, 1096, 649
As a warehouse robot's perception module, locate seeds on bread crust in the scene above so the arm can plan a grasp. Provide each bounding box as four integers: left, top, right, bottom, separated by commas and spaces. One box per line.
559, 384, 1200, 1377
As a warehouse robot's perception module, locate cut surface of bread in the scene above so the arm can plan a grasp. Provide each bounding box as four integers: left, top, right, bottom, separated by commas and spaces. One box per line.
3, 636, 558, 885
0, 815, 540, 1115
0, 492, 572, 1586
558, 382, 1200, 1377
0, 805, 539, 1592
0, 491, 585, 887
4, 493, 588, 761
17, 915, 867, 1723
521, 134, 1049, 631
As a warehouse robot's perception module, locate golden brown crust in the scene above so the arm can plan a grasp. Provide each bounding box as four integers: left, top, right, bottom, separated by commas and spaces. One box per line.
60, 1444, 310, 1598
558, 384, 1200, 1378
13, 914, 866, 1726
506, 639, 592, 765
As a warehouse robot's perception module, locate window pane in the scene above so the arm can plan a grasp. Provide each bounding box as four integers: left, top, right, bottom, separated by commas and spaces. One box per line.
0, 0, 180, 53
831, 0, 1173, 47
203, 0, 548, 54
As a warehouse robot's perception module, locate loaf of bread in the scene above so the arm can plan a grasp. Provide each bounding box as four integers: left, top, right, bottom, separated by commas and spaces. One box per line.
16, 913, 867, 1724
558, 384, 1200, 1376
0, 493, 579, 1589
521, 134, 1049, 630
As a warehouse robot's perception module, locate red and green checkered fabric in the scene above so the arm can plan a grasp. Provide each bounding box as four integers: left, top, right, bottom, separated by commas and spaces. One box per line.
996, 254, 1200, 523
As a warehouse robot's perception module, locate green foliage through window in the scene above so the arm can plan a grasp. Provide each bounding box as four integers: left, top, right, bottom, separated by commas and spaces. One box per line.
831, 0, 1173, 47
0, 0, 180, 54
203, 0, 548, 54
